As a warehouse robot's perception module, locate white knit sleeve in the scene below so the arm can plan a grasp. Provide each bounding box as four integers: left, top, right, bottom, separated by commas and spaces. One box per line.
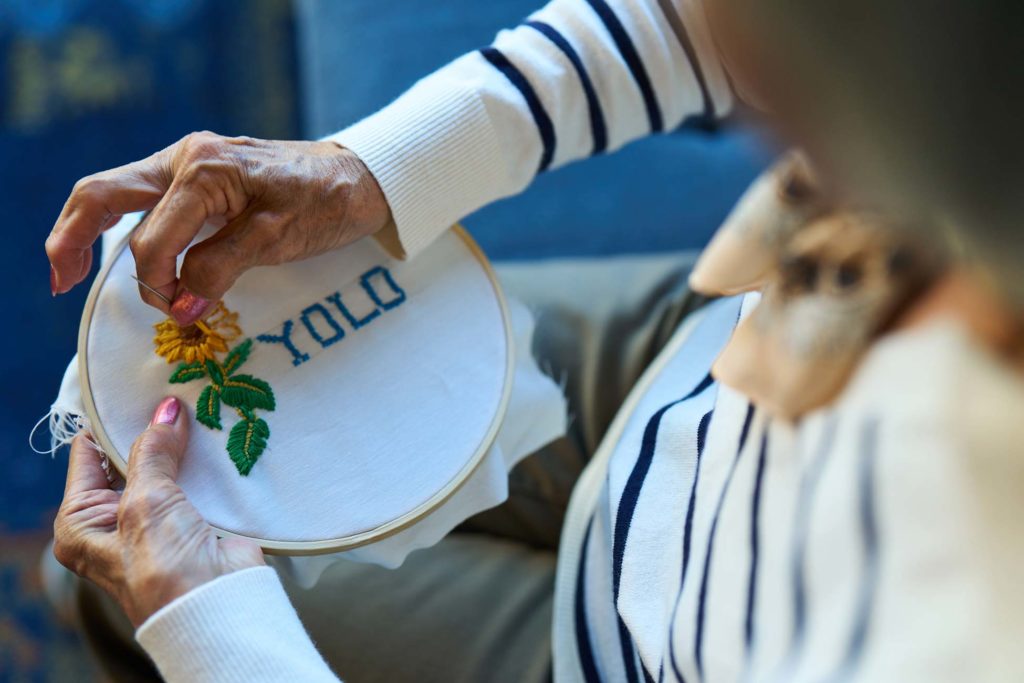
136, 567, 340, 683
329, 0, 732, 259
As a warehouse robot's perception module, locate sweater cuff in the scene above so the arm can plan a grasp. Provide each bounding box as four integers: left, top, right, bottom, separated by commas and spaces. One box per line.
328, 75, 506, 260
136, 566, 338, 683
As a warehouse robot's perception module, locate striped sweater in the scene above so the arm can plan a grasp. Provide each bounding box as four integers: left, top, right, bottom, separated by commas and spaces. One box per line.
133, 2, 1024, 682
328, 0, 734, 259
553, 295, 1024, 682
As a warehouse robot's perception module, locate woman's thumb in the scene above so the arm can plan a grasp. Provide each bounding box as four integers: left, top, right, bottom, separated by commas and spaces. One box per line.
127, 397, 191, 487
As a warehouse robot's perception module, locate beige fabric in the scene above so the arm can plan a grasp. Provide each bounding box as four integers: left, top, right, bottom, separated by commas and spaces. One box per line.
692, 154, 946, 419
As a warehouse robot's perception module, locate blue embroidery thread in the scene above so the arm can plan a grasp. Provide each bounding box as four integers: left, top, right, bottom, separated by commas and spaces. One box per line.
256, 320, 310, 367
300, 302, 346, 348
256, 266, 407, 367
361, 266, 407, 310
326, 291, 380, 330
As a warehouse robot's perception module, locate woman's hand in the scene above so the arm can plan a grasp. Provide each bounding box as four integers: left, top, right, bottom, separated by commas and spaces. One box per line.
46, 133, 392, 325
53, 397, 264, 627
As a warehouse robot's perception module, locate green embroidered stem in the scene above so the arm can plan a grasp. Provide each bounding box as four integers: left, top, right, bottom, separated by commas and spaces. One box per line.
165, 337, 276, 476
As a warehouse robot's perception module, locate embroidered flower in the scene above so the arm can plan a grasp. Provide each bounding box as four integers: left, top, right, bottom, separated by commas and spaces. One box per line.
153, 302, 243, 364
153, 302, 275, 476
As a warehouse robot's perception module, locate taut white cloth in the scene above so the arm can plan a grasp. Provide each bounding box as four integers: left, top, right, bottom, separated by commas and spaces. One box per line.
44, 213, 566, 569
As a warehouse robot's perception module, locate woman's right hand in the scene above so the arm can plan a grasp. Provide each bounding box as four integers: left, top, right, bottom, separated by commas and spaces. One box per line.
45, 132, 392, 326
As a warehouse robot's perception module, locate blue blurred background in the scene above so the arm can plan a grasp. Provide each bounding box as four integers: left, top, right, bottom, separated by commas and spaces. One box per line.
0, 0, 769, 678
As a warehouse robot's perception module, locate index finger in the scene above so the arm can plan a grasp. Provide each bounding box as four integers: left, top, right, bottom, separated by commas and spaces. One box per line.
129, 181, 219, 312
47, 151, 171, 295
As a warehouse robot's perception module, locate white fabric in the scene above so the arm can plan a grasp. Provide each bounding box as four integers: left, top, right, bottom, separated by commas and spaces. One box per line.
554, 293, 1024, 683
51, 213, 566, 564
275, 292, 568, 578
136, 566, 339, 683
331, 0, 732, 259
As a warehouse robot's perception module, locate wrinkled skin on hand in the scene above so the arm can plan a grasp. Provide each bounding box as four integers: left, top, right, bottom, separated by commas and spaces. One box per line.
46, 132, 392, 325
52, 398, 264, 627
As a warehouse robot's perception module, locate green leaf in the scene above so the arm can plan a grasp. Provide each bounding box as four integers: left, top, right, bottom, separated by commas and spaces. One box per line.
205, 359, 226, 386
227, 417, 270, 476
169, 362, 206, 384
223, 339, 253, 376
195, 385, 222, 430
221, 375, 276, 411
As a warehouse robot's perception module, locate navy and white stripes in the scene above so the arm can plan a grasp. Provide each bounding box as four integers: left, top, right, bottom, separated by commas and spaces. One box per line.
479, 47, 558, 173
692, 404, 755, 677
524, 20, 608, 155
611, 373, 715, 683
476, 0, 731, 177
743, 431, 769, 654
568, 296, 889, 682
334, 0, 735, 259
575, 519, 602, 683
581, 0, 664, 133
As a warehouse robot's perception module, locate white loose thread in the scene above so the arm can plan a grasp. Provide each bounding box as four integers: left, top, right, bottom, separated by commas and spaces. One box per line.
29, 407, 101, 457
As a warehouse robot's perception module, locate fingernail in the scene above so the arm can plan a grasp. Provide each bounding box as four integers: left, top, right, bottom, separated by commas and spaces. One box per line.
151, 397, 180, 426
50, 266, 58, 297
170, 289, 212, 326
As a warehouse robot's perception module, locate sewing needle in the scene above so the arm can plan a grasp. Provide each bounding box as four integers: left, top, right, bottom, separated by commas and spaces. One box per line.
130, 274, 173, 306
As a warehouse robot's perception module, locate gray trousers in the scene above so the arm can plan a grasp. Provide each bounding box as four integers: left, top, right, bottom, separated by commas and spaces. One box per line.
70, 253, 704, 683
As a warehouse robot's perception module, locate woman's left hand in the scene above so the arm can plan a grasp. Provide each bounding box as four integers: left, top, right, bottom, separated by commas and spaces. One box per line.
52, 397, 264, 626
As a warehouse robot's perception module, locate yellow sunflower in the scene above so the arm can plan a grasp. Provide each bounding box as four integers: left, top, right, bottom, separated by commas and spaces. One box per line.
153, 301, 243, 364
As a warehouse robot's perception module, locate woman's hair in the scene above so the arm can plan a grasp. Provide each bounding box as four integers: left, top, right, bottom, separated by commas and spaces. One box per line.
720, 0, 1022, 302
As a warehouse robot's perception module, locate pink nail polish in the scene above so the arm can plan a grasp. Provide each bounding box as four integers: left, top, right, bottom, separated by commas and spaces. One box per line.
151, 397, 180, 426
170, 289, 212, 326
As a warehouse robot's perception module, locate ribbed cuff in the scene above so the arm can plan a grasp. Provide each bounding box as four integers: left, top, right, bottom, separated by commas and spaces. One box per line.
136, 566, 338, 683
328, 75, 506, 260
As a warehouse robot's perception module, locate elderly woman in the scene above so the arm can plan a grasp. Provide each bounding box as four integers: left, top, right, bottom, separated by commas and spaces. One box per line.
46, 0, 1022, 681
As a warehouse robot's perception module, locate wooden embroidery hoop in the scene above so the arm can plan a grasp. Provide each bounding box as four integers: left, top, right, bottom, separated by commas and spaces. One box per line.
78, 224, 515, 556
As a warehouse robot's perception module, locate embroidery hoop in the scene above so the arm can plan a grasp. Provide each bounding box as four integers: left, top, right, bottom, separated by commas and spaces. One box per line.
78, 224, 515, 555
